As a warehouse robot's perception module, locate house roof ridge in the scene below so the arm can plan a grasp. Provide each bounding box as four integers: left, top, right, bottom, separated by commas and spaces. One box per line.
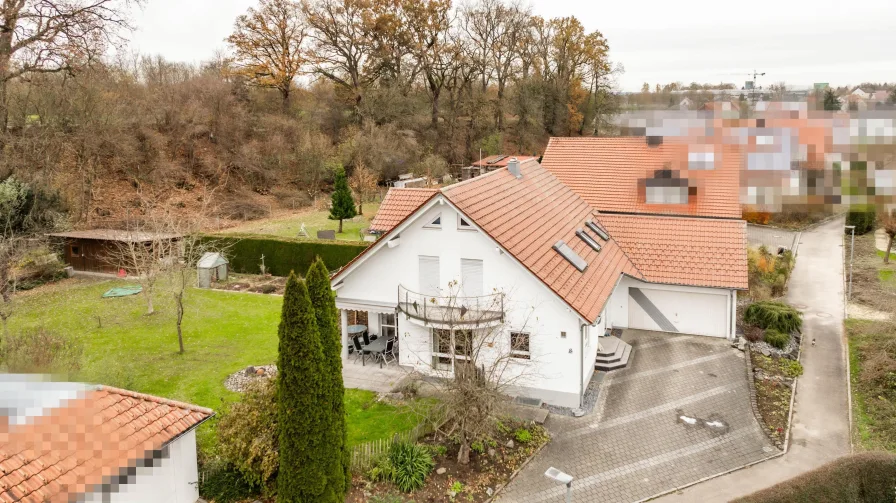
95, 385, 214, 416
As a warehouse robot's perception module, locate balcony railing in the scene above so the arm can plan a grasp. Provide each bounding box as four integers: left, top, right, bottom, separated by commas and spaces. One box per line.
397, 284, 504, 326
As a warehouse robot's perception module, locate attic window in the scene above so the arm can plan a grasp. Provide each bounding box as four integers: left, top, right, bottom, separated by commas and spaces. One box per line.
552, 240, 587, 272
458, 215, 474, 230
646, 186, 689, 204
585, 221, 610, 241
576, 229, 602, 252
424, 213, 442, 229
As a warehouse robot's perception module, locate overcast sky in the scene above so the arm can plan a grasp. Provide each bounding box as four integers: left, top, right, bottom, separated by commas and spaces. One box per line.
128, 0, 896, 92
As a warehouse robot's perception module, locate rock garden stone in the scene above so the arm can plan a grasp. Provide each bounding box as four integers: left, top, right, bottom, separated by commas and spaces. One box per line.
505, 439, 515, 448
436, 467, 447, 475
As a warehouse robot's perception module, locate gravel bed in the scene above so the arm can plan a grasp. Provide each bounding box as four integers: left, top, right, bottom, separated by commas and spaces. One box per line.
224, 364, 278, 392
545, 372, 604, 417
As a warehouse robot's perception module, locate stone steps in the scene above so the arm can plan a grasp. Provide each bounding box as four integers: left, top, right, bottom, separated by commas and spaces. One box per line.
595, 336, 633, 372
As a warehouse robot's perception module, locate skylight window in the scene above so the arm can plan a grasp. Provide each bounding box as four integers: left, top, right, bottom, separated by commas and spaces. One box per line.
585, 221, 610, 241
576, 229, 602, 252
688, 151, 715, 170
553, 240, 587, 272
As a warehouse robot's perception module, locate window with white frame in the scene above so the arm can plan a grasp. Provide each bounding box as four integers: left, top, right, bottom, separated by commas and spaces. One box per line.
431, 328, 474, 371
510, 331, 530, 359
458, 214, 474, 230
419, 255, 440, 296
460, 258, 483, 297
424, 213, 442, 229
379, 312, 396, 340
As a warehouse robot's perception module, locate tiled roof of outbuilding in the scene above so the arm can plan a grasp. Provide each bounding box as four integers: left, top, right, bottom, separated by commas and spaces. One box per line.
0, 385, 212, 503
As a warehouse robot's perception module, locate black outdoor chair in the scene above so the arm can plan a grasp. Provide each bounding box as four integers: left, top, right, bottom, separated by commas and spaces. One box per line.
378, 339, 396, 366
369, 332, 378, 341
351, 336, 370, 363
362, 332, 371, 346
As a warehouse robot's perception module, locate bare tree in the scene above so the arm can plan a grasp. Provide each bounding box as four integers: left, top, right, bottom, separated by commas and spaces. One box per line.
104, 225, 178, 317
883, 211, 896, 264
348, 160, 377, 215
0, 0, 137, 129
0, 234, 28, 334
404, 281, 537, 464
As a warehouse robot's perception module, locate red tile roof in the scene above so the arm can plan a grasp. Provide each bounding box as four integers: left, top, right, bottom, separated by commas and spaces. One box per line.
471, 155, 539, 168
369, 188, 439, 233
540, 137, 743, 219
0, 386, 212, 503
595, 213, 748, 289
441, 162, 643, 322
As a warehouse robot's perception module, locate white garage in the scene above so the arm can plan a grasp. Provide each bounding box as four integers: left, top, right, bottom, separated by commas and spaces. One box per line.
627, 286, 730, 338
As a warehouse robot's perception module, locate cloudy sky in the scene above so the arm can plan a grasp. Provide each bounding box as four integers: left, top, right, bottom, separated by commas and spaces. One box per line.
128, 0, 896, 91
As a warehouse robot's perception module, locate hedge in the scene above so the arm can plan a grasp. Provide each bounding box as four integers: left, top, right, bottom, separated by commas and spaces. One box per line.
846, 205, 876, 235
744, 301, 802, 333
201, 233, 368, 277
734, 452, 896, 503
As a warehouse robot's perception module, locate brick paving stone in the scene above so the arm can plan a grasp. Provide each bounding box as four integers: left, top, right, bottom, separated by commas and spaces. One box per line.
498, 330, 775, 503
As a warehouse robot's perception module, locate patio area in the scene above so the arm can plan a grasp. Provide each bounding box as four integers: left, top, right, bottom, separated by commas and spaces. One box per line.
342, 359, 411, 393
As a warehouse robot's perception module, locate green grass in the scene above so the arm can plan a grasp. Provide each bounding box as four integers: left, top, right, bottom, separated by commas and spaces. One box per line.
846, 318, 896, 453
221, 203, 380, 242
6, 277, 422, 451
879, 269, 895, 283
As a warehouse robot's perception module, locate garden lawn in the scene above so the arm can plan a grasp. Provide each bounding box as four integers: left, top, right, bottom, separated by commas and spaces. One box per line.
7, 277, 422, 451
221, 203, 380, 242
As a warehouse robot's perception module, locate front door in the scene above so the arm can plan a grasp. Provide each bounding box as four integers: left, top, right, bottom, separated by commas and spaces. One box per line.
67, 241, 86, 271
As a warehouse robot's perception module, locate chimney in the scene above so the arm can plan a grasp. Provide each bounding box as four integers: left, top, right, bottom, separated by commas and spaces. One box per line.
507, 157, 522, 179
646, 136, 663, 147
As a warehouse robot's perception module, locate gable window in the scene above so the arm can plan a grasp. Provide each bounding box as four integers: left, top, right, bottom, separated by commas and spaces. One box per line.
510, 332, 530, 359
424, 213, 442, 229
458, 215, 474, 230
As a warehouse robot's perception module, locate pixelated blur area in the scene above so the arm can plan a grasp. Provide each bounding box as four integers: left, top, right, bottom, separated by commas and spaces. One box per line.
1, 374, 212, 502
613, 106, 896, 221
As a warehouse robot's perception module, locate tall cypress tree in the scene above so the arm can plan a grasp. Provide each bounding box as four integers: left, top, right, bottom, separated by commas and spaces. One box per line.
305, 258, 349, 499
277, 273, 327, 502
329, 165, 357, 233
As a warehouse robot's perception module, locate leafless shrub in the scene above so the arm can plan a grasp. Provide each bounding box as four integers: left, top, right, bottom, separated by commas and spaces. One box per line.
217, 199, 269, 221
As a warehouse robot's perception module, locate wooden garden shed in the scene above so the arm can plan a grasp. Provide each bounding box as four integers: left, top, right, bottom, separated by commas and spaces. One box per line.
47, 229, 183, 274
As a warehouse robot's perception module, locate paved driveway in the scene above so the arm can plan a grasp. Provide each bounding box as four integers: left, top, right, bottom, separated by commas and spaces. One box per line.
747, 224, 800, 253
498, 330, 775, 503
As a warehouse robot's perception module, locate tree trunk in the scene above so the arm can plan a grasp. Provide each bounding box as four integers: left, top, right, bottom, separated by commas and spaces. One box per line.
175, 291, 185, 354
886, 235, 894, 264
430, 90, 440, 127
144, 290, 154, 316
496, 81, 505, 131
457, 439, 471, 465
280, 86, 290, 111
338, 218, 344, 233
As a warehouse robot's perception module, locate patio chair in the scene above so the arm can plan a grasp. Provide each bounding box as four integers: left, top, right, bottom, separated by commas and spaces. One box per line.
369, 333, 378, 341
351, 336, 369, 363
362, 332, 371, 346
378, 339, 396, 366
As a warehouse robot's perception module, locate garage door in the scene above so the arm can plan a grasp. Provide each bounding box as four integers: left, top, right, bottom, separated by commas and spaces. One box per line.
628, 287, 728, 337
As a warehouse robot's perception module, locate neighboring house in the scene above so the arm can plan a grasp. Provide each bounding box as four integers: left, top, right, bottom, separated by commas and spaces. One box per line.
332, 151, 746, 409
0, 376, 212, 503
461, 154, 539, 180
47, 230, 183, 274
678, 97, 693, 110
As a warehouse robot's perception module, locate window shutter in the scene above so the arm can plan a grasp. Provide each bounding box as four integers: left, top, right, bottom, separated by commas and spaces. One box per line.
419, 256, 440, 296
461, 259, 483, 297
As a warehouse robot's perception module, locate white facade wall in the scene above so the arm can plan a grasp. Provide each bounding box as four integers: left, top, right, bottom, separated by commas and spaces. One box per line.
82, 429, 200, 503
606, 275, 736, 339
336, 200, 588, 407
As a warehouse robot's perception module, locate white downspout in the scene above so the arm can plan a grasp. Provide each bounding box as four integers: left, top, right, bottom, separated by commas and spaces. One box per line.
579, 322, 586, 408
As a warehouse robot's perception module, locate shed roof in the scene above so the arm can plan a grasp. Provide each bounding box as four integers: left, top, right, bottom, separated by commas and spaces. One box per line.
0, 377, 212, 503
46, 230, 183, 242
197, 252, 228, 268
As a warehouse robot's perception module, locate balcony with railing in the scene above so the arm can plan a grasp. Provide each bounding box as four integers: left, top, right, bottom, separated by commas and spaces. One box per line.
397, 285, 504, 326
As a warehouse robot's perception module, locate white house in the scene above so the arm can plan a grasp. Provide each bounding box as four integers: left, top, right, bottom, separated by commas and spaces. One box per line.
0, 375, 212, 503
332, 147, 747, 409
